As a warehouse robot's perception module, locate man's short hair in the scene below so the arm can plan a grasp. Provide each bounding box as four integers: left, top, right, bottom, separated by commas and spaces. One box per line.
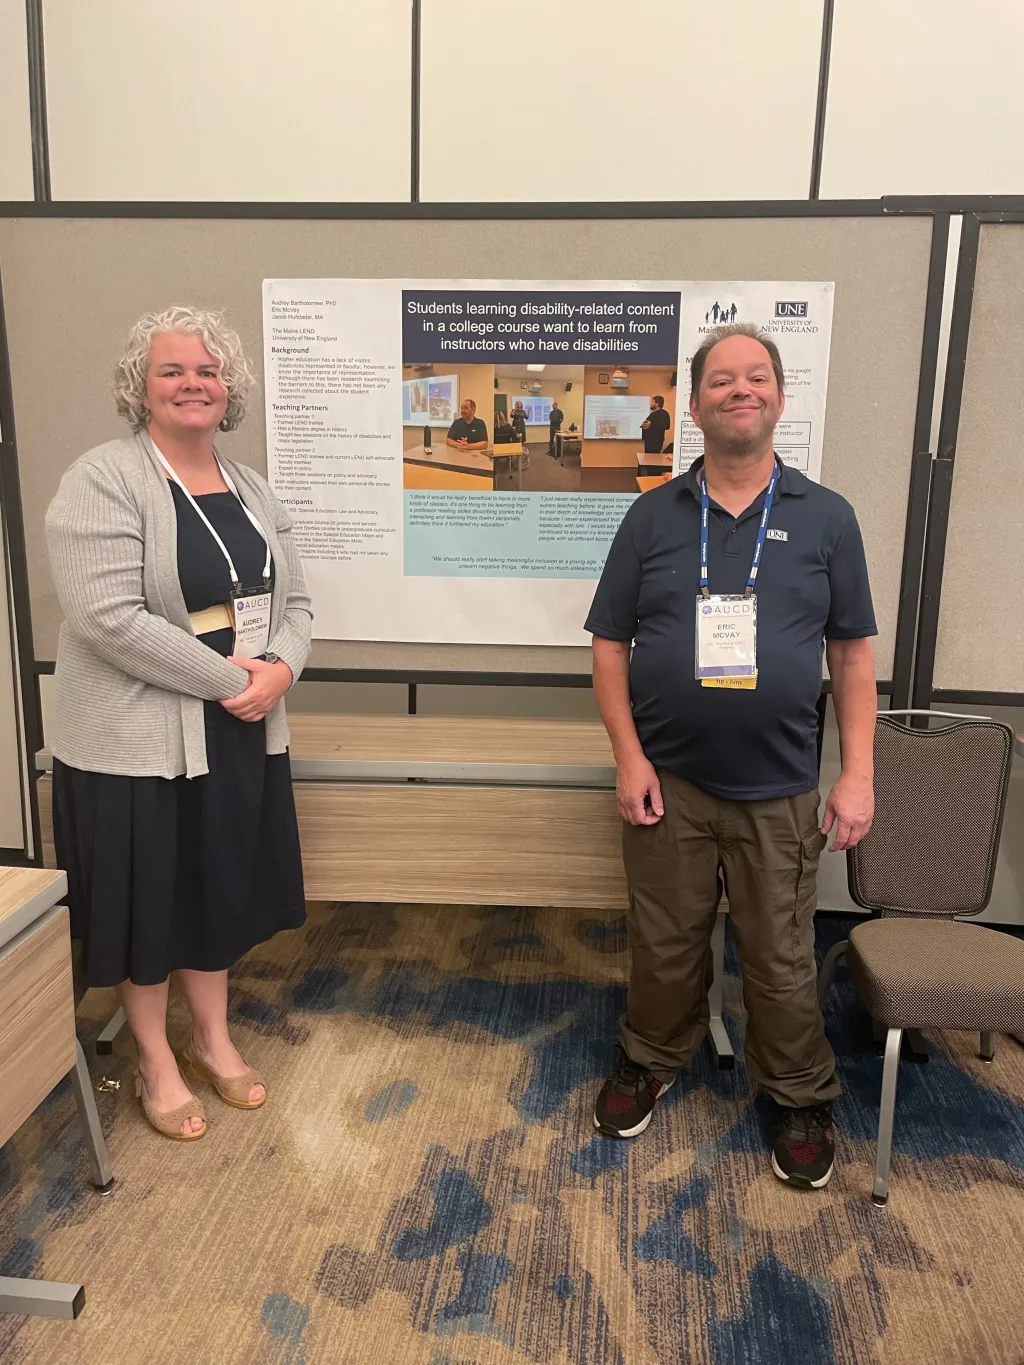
652, 394, 665, 408
464, 398, 476, 411
690, 323, 785, 399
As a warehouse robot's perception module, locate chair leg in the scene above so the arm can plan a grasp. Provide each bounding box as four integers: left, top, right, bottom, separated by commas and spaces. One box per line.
904, 1028, 930, 1063
816, 940, 848, 1007
979, 1032, 996, 1062
708, 910, 734, 1071
95, 1007, 127, 1056
873, 1028, 903, 1207
70, 1041, 115, 1193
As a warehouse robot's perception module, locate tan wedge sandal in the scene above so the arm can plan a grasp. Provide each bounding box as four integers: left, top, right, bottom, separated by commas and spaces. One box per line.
134, 1071, 207, 1141
180, 1037, 267, 1110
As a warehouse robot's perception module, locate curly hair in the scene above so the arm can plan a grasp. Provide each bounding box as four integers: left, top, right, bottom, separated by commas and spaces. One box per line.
113, 305, 256, 432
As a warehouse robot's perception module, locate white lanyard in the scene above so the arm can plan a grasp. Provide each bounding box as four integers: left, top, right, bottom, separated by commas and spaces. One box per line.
152, 441, 271, 588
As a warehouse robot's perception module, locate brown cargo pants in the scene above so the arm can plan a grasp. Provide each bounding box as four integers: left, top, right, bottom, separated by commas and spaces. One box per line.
619, 769, 840, 1108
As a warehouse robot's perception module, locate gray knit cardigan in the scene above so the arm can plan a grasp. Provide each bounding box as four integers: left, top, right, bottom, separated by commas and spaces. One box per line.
45, 433, 312, 779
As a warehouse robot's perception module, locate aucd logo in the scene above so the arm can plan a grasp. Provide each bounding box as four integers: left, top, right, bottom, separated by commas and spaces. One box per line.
704, 601, 752, 616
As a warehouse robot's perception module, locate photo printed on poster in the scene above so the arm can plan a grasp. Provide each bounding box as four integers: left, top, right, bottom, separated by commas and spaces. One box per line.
262, 279, 834, 645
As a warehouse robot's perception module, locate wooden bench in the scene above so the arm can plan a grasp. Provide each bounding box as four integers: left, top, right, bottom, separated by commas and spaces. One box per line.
35, 713, 735, 1066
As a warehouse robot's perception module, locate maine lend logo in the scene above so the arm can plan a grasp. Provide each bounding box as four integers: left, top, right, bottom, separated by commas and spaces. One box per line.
697, 301, 739, 333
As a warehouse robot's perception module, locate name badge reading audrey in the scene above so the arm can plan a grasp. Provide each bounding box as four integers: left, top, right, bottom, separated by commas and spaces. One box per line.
696, 594, 757, 688
231, 588, 273, 660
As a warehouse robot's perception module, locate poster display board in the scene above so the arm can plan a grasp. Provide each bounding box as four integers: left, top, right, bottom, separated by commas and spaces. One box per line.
263, 279, 834, 645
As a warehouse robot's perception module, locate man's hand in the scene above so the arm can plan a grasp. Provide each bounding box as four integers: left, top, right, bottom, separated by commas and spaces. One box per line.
457, 437, 469, 448
221, 657, 293, 723
821, 772, 874, 851
617, 755, 664, 826
641, 419, 651, 430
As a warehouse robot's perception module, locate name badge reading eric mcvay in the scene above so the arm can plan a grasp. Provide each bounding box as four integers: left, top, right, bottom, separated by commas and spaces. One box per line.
231, 587, 273, 660
696, 594, 758, 689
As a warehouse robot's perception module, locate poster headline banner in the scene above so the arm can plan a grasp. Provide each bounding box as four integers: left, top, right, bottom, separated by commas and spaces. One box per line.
402, 289, 681, 366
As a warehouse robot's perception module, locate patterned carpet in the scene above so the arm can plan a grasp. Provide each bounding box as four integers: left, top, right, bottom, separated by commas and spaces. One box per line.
3, 902, 1024, 1365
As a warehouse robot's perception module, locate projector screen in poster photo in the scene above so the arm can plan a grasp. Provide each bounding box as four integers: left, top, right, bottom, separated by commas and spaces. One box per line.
583, 393, 653, 439
402, 372, 459, 425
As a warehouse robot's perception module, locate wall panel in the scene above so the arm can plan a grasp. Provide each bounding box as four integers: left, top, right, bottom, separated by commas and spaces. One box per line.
821, 1, 1024, 198
0, 0, 33, 200
933, 224, 1024, 695
42, 1, 412, 202
421, 0, 823, 203
0, 213, 931, 678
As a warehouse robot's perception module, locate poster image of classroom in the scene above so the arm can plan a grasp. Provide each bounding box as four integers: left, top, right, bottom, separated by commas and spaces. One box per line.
401, 364, 677, 496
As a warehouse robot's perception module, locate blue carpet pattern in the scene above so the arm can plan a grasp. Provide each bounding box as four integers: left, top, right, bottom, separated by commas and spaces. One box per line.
2, 903, 1024, 1364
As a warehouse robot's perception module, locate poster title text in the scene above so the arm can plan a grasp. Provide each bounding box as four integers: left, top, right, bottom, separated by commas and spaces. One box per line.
402, 290, 681, 365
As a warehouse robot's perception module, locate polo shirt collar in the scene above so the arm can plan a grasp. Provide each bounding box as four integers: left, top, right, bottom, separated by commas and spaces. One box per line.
677, 453, 807, 500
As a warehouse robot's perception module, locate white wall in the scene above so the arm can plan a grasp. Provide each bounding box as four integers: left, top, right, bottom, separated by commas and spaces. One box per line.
41, 1, 412, 201
421, 0, 824, 202
0, 0, 1021, 204
0, 0, 33, 200
821, 0, 1024, 197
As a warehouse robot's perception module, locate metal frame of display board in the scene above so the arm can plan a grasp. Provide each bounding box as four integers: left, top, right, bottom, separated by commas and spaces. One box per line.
912, 211, 1024, 710
0, 274, 44, 864
0, 195, 993, 864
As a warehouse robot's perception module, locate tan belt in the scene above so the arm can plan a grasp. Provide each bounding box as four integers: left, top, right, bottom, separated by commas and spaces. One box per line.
189, 602, 233, 636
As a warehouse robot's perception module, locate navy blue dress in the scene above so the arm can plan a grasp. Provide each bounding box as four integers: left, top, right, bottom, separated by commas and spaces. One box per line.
53, 482, 306, 987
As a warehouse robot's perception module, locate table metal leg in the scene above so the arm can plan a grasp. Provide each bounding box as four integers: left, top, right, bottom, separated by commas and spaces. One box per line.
70, 1041, 114, 1193
708, 909, 734, 1070
0, 1042, 112, 1320
0, 1276, 85, 1319
95, 1006, 127, 1055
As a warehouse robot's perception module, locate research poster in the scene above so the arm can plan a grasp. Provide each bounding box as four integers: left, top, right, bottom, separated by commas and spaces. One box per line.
262, 279, 834, 646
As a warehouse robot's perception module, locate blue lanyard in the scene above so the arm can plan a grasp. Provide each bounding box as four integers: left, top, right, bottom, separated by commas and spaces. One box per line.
699, 460, 780, 599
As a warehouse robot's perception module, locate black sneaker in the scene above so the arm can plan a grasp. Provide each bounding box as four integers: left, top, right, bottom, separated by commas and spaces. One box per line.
593, 1050, 674, 1138
771, 1103, 836, 1188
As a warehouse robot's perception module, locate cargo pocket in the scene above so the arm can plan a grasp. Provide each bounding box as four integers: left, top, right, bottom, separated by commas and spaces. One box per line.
797, 827, 828, 904
791, 829, 828, 980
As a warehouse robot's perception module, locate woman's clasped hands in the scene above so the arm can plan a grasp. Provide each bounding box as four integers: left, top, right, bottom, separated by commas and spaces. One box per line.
220, 656, 293, 722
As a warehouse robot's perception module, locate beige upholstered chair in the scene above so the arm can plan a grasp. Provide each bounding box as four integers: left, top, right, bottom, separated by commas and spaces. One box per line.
818, 711, 1021, 1206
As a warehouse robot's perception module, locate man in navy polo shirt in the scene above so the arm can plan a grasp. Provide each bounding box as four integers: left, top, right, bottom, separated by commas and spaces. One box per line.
586, 323, 877, 1189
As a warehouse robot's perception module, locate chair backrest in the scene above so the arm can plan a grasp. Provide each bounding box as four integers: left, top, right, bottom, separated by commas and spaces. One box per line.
848, 715, 1014, 918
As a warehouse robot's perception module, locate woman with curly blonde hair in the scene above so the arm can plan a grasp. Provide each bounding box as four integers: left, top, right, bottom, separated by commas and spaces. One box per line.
46, 306, 311, 1141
